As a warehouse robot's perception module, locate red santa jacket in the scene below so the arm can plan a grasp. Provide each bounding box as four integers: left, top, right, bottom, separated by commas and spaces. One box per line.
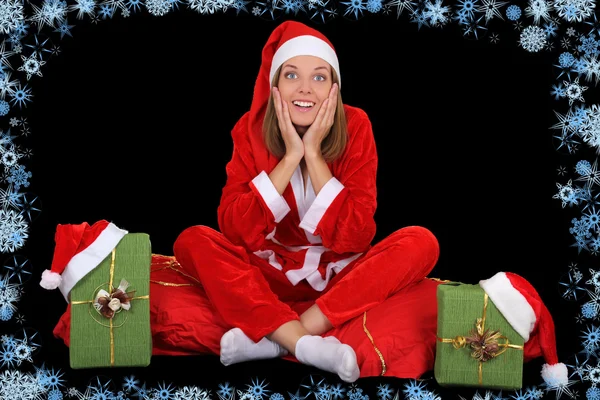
217, 104, 378, 292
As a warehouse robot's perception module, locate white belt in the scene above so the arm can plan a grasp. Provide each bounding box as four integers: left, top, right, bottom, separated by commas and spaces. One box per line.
254, 237, 362, 291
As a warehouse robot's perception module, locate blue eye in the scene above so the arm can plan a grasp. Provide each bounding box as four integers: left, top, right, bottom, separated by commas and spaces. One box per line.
284, 72, 327, 81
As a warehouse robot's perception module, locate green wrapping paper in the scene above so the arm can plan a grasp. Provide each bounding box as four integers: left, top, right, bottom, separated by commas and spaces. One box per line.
69, 233, 152, 369
434, 282, 524, 390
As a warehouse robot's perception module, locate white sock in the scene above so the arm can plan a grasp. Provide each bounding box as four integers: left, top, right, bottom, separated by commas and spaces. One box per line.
220, 327, 289, 366
294, 335, 360, 383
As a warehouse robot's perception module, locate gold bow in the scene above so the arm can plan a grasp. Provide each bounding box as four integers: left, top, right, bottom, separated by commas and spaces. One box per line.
93, 278, 136, 319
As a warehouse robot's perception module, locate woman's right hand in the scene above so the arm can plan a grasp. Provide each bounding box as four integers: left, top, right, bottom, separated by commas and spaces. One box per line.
273, 87, 304, 160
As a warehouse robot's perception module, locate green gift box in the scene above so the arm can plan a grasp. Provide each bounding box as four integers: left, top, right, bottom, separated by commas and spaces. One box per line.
434, 282, 524, 390
69, 233, 152, 369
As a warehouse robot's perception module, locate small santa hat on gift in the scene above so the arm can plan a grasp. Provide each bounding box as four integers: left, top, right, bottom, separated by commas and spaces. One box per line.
479, 271, 568, 387
40, 220, 128, 302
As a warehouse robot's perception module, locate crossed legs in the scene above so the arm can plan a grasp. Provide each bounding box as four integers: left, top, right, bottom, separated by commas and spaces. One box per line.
219, 226, 439, 382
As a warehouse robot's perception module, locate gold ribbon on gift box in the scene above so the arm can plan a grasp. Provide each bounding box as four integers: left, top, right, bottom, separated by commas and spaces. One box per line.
437, 292, 524, 385
71, 248, 150, 367
149, 254, 202, 287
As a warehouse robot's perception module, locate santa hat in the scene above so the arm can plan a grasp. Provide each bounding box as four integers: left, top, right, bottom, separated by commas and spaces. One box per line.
266, 21, 340, 88
248, 21, 340, 174
40, 220, 128, 302
479, 272, 568, 387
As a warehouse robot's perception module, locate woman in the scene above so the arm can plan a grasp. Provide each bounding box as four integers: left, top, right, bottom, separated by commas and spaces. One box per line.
173, 20, 440, 383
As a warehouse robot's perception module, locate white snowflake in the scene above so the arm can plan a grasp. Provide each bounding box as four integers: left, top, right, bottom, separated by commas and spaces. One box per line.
0, 0, 24, 35
0, 369, 47, 399
28, 0, 68, 33
519, 25, 547, 52
525, 0, 554, 24
553, 0, 595, 23
146, 0, 173, 16
0, 209, 28, 252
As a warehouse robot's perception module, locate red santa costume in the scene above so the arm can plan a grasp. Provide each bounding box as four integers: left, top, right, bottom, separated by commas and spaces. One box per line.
172, 21, 440, 346
48, 21, 444, 380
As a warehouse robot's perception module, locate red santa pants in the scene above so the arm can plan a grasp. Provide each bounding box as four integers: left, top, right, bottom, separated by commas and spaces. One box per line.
173, 225, 440, 343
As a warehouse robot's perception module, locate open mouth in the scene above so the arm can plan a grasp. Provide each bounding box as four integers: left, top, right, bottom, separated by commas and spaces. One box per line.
292, 100, 315, 112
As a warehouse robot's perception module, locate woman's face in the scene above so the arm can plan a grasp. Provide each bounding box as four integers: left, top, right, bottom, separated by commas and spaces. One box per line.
276, 55, 333, 134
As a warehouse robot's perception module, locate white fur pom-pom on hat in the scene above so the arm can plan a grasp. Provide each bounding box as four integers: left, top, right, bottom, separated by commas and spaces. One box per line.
542, 363, 569, 388
40, 220, 128, 302
479, 272, 569, 388
40, 269, 62, 289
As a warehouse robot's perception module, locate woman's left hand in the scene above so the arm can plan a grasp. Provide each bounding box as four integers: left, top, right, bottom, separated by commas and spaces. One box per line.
302, 83, 338, 156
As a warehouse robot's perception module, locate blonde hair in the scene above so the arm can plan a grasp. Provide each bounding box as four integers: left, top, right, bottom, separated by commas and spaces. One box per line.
262, 65, 348, 162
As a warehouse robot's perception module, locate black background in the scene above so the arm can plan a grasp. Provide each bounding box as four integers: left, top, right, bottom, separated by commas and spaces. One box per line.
3, 6, 588, 398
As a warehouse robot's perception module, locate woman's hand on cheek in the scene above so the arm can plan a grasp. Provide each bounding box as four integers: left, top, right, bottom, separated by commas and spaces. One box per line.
302, 83, 338, 158
273, 87, 304, 160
